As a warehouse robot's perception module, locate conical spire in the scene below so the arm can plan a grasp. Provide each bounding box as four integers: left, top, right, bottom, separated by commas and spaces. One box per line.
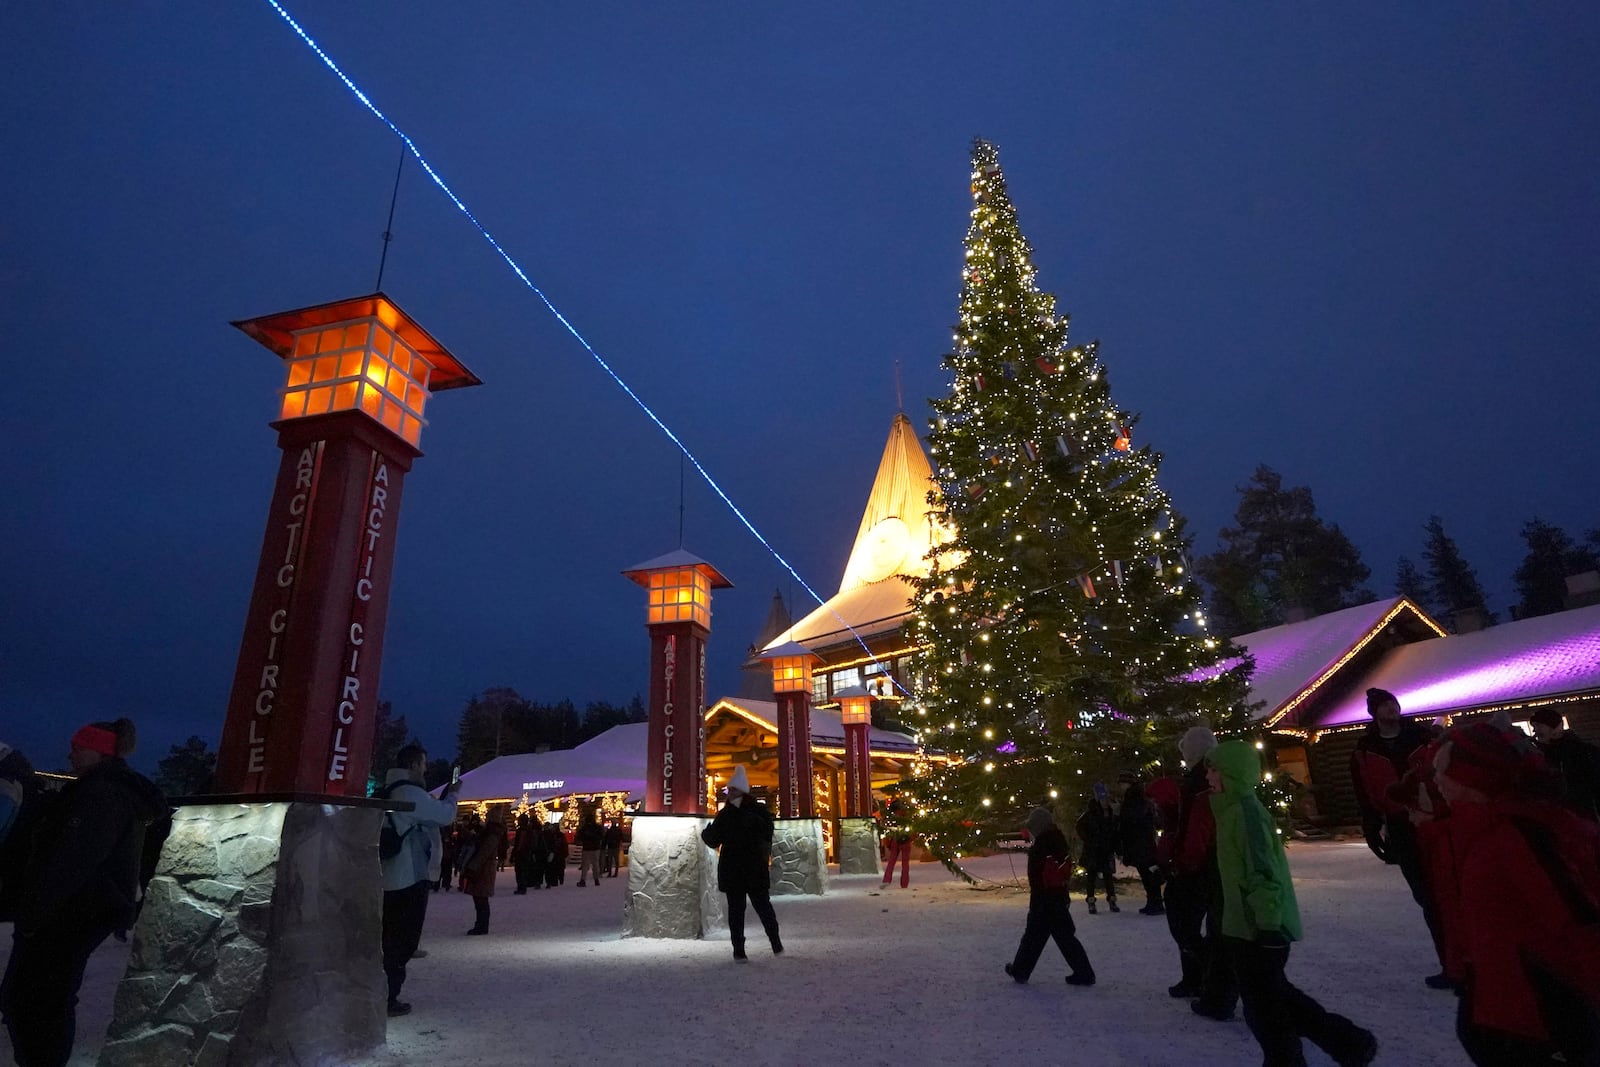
838, 412, 951, 594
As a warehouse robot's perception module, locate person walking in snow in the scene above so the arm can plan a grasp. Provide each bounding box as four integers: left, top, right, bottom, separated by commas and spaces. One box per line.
575, 811, 605, 886
512, 813, 538, 894
462, 811, 503, 934
700, 766, 782, 962
544, 820, 568, 887
378, 743, 460, 1016
880, 792, 914, 889
1163, 726, 1239, 1020
1432, 717, 1600, 1066
0, 719, 166, 1066
1208, 739, 1378, 1067
603, 820, 623, 877
1075, 783, 1119, 914
1350, 687, 1447, 987
1005, 806, 1095, 987
1117, 773, 1165, 915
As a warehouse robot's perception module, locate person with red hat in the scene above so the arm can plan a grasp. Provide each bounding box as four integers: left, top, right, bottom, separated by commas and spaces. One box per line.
0, 719, 166, 1067
1434, 716, 1600, 1065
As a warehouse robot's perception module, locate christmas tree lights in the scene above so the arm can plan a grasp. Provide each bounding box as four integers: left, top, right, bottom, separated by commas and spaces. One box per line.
903, 140, 1255, 868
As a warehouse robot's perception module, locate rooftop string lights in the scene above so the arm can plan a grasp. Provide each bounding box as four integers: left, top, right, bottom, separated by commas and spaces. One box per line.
261, 0, 911, 696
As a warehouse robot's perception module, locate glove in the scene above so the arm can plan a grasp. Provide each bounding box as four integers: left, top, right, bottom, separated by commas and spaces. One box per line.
1363, 829, 1390, 864
1256, 931, 1290, 948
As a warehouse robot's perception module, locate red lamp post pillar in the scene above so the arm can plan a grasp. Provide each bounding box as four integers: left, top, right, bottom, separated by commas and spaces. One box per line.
214, 294, 480, 795
622, 550, 732, 814
836, 685, 874, 818
762, 641, 819, 819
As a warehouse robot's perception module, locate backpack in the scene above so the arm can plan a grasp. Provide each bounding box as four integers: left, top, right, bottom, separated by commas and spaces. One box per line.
1040, 853, 1073, 891
376, 784, 415, 862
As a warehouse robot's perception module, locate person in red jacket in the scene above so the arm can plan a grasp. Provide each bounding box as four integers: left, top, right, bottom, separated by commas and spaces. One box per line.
1385, 738, 1467, 992
1160, 725, 1239, 1022
1349, 687, 1447, 987
1434, 717, 1600, 1066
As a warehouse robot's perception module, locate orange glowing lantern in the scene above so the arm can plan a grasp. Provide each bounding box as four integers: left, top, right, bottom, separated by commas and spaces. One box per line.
835, 685, 873, 726
763, 640, 819, 694
233, 293, 480, 450
621, 549, 733, 631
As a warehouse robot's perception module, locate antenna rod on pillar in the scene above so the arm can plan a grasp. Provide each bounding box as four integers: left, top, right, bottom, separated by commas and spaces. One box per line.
894, 359, 904, 413
374, 144, 405, 291
678, 451, 686, 548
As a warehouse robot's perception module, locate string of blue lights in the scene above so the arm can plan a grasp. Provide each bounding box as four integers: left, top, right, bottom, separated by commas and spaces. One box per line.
261, 0, 913, 700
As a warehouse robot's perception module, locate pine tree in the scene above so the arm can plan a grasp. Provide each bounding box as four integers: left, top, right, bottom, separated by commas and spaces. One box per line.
903, 139, 1254, 864
154, 736, 217, 797
1196, 465, 1373, 635
1420, 516, 1495, 627
1394, 556, 1431, 610
1514, 519, 1598, 619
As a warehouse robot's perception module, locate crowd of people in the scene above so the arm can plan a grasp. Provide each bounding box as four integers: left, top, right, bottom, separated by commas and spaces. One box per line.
2, 696, 1597, 1066
1003, 692, 1600, 1067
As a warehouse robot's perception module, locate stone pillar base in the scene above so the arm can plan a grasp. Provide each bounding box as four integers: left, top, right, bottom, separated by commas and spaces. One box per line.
98, 798, 387, 1067
770, 819, 826, 896
622, 814, 724, 939
836, 816, 882, 875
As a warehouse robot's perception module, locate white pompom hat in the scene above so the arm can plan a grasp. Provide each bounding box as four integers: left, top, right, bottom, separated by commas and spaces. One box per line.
726, 765, 751, 795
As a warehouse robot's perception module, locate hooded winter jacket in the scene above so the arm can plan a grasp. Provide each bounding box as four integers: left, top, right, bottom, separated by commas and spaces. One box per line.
15, 756, 167, 936
1207, 740, 1302, 943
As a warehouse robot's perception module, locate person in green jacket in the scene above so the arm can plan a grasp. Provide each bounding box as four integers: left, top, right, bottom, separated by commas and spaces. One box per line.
1207, 740, 1378, 1067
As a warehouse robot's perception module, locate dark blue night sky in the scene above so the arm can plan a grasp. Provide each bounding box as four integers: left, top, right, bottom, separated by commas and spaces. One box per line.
3, 4, 1597, 771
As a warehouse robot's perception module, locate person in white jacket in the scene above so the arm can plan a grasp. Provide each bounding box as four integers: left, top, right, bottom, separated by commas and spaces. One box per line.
379, 744, 459, 1017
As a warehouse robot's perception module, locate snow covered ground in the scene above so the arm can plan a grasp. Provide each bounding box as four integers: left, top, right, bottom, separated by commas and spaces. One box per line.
5, 840, 1469, 1066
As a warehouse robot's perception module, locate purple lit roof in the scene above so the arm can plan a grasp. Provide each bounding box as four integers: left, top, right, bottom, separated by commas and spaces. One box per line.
1228, 598, 1444, 723
1313, 602, 1600, 728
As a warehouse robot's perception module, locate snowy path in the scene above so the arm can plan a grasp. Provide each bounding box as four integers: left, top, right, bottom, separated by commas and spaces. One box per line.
5, 840, 1468, 1065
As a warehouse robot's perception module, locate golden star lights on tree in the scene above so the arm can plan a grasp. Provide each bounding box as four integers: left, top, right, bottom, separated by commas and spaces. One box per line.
904, 139, 1255, 868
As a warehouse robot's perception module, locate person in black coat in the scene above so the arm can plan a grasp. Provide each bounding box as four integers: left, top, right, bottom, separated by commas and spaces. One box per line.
1529, 707, 1600, 820
1005, 806, 1095, 986
1118, 776, 1165, 915
1, 719, 167, 1067
700, 766, 782, 961
1075, 784, 1119, 914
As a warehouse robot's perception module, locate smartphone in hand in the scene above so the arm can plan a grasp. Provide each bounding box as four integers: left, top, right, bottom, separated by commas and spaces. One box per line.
451, 764, 461, 786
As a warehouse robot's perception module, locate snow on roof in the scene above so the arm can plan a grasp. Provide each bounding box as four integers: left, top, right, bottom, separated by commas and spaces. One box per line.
449, 723, 650, 803
767, 577, 918, 651
452, 700, 926, 804
1224, 597, 1446, 725
764, 412, 954, 657
1312, 601, 1600, 728
711, 696, 922, 755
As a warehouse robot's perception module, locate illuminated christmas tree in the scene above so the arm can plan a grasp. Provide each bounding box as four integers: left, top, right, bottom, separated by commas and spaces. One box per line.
904, 139, 1254, 864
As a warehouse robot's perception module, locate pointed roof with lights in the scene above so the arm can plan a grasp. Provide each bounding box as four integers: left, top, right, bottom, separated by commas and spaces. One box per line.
765, 413, 954, 652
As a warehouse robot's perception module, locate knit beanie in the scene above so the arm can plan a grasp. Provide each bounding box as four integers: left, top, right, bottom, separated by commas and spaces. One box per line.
1025, 807, 1053, 836
726, 765, 751, 795
1366, 688, 1400, 714
1441, 720, 1546, 796
70, 724, 119, 757
1179, 726, 1218, 767
1092, 782, 1109, 804
1528, 707, 1564, 729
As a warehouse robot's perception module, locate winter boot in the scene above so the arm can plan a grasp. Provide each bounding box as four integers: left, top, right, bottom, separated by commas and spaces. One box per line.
732, 941, 748, 962
1107, 897, 1120, 913
1086, 898, 1097, 915
1065, 970, 1096, 987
